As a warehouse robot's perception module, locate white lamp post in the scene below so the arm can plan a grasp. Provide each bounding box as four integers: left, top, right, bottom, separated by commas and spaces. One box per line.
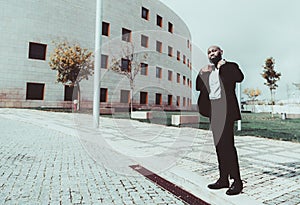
93, 0, 103, 128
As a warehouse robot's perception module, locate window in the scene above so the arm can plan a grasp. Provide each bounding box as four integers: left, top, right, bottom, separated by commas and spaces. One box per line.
183, 55, 186, 64
101, 54, 108, 69
183, 97, 186, 107
28, 42, 47, 60
177, 51, 180, 61
140, 92, 148, 104
187, 39, 190, 48
156, 67, 162, 78
26, 82, 45, 100
121, 58, 130, 71
187, 59, 190, 68
141, 63, 148, 75
122, 28, 132, 42
141, 35, 149, 48
156, 15, 162, 27
100, 88, 108, 102
176, 96, 180, 106
168, 70, 172, 81
64, 85, 78, 101
141, 7, 149, 20
155, 93, 162, 105
187, 78, 190, 87
168, 22, 173, 33
120, 90, 130, 103
168, 95, 172, 106
102, 22, 110, 36
183, 76, 186, 85
177, 73, 180, 83
168, 46, 173, 57
156, 41, 162, 53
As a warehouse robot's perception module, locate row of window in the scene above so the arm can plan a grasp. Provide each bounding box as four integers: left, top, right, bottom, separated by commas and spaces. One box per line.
101, 56, 192, 88
141, 7, 173, 33
102, 23, 191, 69
116, 89, 192, 107
25, 82, 191, 107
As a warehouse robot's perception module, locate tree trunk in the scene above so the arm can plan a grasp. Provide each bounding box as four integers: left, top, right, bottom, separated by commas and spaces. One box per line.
76, 82, 81, 111
270, 89, 274, 118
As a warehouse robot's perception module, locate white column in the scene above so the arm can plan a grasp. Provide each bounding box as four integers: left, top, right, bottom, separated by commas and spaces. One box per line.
93, 0, 103, 128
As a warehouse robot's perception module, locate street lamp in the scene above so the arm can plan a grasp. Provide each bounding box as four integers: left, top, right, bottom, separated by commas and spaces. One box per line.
93, 0, 103, 128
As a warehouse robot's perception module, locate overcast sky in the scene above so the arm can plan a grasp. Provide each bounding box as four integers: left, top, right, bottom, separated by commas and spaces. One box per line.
160, 0, 300, 102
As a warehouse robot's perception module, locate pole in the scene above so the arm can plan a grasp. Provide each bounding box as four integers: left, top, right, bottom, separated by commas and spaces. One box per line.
237, 83, 242, 131
93, 0, 102, 128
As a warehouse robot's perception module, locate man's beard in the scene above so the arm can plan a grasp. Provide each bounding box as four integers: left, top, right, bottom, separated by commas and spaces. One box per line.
209, 54, 222, 65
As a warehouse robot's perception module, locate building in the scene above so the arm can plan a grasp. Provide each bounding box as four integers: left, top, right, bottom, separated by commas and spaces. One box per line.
0, 0, 192, 110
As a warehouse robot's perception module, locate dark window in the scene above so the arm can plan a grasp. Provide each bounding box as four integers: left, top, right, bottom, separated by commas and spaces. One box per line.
122, 28, 132, 42
183, 97, 186, 107
141, 7, 149, 20
168, 46, 173, 57
168, 22, 173, 33
121, 58, 130, 71
120, 90, 130, 103
176, 96, 180, 106
156, 41, 162, 53
177, 51, 180, 61
64, 85, 78, 101
100, 88, 108, 102
183, 76, 186, 85
141, 35, 149, 48
26, 82, 45, 100
28, 42, 47, 60
183, 55, 186, 64
168, 70, 172, 81
177, 73, 180, 83
187, 39, 190, 48
101, 54, 108, 69
156, 15, 162, 27
155, 93, 162, 105
156, 67, 162, 78
140, 92, 148, 104
168, 95, 172, 106
102, 22, 110, 36
141, 63, 148, 75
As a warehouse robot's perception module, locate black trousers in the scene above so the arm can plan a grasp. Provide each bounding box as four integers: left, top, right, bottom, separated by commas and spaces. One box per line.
210, 99, 241, 181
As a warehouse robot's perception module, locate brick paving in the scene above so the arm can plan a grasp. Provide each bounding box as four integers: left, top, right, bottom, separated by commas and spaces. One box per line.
0, 108, 299, 205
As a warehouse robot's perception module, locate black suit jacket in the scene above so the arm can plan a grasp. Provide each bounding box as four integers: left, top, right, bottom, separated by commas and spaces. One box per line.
196, 61, 244, 121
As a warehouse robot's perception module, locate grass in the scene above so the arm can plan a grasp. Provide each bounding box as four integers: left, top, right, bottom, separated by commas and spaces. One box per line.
39, 108, 300, 143
105, 111, 300, 143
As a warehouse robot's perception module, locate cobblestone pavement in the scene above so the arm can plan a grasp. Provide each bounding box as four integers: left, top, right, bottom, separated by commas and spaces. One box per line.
0, 109, 187, 205
0, 108, 299, 205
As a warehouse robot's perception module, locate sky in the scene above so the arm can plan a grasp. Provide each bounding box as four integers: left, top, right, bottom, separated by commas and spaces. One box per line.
160, 0, 300, 102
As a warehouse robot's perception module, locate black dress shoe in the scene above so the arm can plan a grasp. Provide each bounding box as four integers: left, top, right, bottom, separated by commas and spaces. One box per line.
207, 179, 229, 189
226, 180, 243, 195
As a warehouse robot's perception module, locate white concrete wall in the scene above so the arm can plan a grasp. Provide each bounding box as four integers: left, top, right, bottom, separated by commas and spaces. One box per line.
0, 0, 192, 110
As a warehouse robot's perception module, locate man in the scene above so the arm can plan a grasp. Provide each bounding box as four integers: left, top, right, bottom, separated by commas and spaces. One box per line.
196, 45, 244, 195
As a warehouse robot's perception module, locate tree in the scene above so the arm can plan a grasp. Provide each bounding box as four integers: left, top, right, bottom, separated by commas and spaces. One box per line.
49, 41, 94, 111
243, 88, 262, 112
261, 57, 281, 117
109, 43, 147, 113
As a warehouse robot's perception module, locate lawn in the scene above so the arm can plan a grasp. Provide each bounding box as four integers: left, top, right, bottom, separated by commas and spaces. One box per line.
106, 111, 300, 143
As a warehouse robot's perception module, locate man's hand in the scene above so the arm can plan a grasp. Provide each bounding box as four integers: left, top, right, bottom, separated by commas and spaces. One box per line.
217, 59, 226, 69
200, 65, 213, 74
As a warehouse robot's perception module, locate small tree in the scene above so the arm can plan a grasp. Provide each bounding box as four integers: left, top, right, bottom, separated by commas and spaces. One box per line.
49, 41, 94, 110
243, 88, 262, 112
109, 43, 147, 113
261, 57, 281, 117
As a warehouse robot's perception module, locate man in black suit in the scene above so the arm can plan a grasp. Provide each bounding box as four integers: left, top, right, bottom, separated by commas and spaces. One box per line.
196, 45, 244, 195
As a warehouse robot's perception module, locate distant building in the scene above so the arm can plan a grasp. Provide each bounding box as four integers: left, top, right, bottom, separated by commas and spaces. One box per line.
0, 0, 192, 110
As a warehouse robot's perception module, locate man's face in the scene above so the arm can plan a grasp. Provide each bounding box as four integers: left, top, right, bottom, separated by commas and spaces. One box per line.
207, 46, 223, 64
